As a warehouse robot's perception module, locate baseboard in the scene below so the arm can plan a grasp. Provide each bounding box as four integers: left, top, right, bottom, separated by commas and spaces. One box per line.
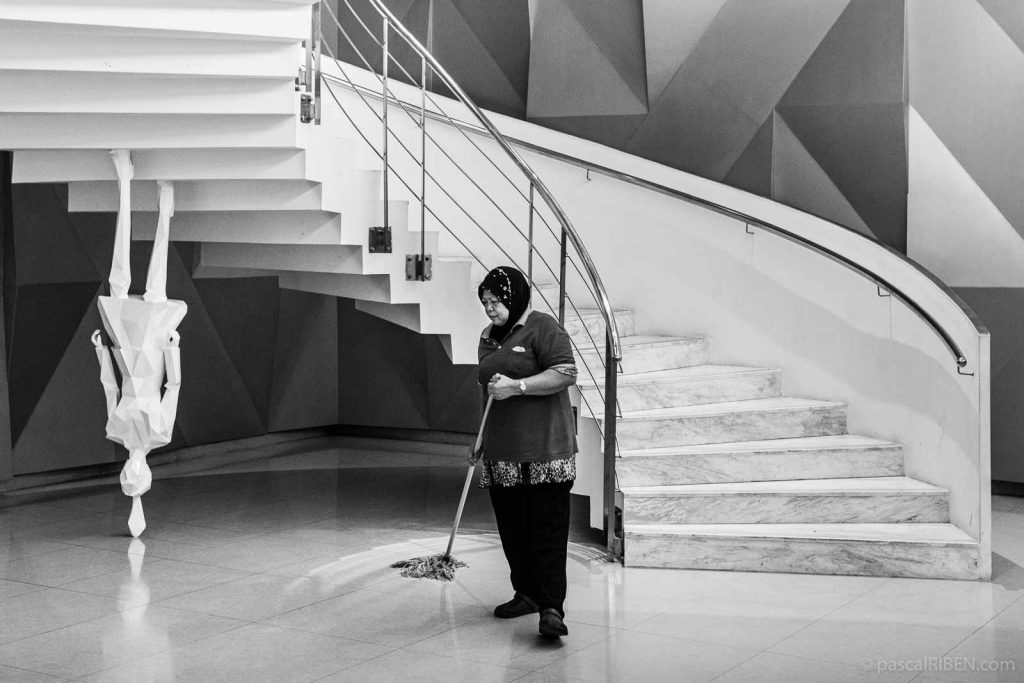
993, 480, 1024, 497
0, 428, 329, 500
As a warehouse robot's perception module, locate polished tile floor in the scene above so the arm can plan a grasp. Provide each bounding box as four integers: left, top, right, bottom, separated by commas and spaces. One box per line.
1, 439, 1023, 682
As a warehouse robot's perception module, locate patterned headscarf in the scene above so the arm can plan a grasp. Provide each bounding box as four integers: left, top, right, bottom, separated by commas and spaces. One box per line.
478, 266, 531, 343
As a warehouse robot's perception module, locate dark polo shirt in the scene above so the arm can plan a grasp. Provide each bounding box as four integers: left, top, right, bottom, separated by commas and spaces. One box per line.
477, 311, 577, 463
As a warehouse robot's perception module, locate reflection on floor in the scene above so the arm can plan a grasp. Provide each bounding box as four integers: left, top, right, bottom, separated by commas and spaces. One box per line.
1, 438, 1022, 682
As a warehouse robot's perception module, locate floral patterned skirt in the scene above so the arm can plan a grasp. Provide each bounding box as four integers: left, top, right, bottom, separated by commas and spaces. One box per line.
479, 456, 576, 488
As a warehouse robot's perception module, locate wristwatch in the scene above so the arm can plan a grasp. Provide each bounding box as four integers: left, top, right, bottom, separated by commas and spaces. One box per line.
518, 379, 527, 395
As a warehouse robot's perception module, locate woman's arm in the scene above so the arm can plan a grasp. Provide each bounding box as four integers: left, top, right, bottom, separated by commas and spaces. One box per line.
487, 366, 576, 401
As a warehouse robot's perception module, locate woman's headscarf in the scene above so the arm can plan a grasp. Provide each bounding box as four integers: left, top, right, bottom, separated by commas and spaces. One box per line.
478, 266, 531, 343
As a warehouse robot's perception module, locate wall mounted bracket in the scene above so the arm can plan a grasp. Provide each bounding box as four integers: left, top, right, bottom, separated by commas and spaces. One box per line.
368, 226, 392, 253
406, 253, 432, 281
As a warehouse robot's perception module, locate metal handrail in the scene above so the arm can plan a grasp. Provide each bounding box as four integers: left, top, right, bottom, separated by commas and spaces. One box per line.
330, 87, 980, 372
311, 1, 624, 555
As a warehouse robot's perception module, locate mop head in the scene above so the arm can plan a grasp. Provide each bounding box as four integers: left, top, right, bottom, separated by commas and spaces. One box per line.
390, 553, 467, 581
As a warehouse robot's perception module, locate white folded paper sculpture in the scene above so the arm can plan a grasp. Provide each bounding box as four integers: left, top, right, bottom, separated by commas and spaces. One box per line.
92, 150, 188, 537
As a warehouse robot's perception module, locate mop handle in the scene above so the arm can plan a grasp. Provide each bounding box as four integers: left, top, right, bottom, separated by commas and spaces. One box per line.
445, 396, 493, 558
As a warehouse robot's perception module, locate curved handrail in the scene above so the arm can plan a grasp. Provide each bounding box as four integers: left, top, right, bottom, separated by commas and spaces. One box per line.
359, 0, 621, 363
330, 88, 985, 371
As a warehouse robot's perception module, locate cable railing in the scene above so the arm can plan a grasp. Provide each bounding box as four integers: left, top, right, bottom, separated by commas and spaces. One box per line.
302, 0, 624, 556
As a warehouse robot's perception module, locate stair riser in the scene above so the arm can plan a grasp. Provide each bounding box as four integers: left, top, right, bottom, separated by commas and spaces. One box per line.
13, 149, 310, 184
0, 30, 299, 78
615, 407, 846, 450
582, 371, 780, 411
623, 492, 949, 524
624, 534, 981, 579
617, 448, 904, 486
69, 180, 325, 213
0, 71, 295, 115
199, 243, 363, 275
0, 113, 297, 151
564, 313, 636, 345
579, 340, 710, 373
0, 3, 309, 41
131, 212, 343, 246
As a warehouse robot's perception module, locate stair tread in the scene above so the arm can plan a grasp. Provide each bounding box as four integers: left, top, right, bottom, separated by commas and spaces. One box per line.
619, 434, 900, 457
577, 334, 706, 352
621, 475, 946, 496
625, 522, 976, 546
618, 396, 845, 420
563, 307, 632, 319
579, 364, 775, 387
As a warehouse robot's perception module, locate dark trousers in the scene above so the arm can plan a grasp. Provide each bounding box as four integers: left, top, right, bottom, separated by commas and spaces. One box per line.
489, 480, 572, 616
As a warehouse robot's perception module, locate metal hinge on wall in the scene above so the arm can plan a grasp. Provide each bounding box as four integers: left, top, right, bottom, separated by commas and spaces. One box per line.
299, 94, 314, 124
406, 254, 432, 281
368, 226, 392, 253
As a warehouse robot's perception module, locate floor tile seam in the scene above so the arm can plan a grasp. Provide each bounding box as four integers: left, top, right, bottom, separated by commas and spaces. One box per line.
260, 620, 402, 650
249, 580, 399, 624
81, 618, 257, 681
161, 538, 340, 569
0, 660, 61, 680
17, 609, 253, 681
755, 578, 908, 657
1, 533, 109, 559
142, 594, 263, 624
763, 620, 981, 670
707, 645, 766, 681
0, 579, 49, 600
357, 582, 493, 610
380, 642, 544, 677
0, 596, 133, 651
407, 618, 616, 673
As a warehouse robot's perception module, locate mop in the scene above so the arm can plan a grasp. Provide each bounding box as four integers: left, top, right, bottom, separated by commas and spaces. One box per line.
391, 396, 494, 581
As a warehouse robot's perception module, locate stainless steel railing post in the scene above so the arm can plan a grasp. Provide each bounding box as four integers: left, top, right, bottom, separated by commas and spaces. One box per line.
381, 18, 389, 231
313, 2, 322, 125
527, 183, 534, 287
604, 330, 619, 555
420, 57, 427, 277
558, 229, 567, 326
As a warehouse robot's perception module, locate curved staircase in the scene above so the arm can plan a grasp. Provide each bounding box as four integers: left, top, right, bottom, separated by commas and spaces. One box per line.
0, 0, 984, 579
567, 302, 979, 578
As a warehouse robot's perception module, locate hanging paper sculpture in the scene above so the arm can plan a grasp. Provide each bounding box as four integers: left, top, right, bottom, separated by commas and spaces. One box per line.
92, 149, 187, 537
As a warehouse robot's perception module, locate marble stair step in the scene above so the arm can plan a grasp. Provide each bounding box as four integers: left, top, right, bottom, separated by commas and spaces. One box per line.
610, 397, 847, 450
576, 335, 710, 374
621, 476, 949, 524
562, 308, 636, 346
624, 522, 981, 579
617, 434, 903, 486
579, 365, 781, 410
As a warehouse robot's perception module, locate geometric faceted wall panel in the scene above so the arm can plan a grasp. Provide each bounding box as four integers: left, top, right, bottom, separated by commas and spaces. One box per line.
336, 297, 480, 434
527, 0, 647, 118
955, 287, 1024, 484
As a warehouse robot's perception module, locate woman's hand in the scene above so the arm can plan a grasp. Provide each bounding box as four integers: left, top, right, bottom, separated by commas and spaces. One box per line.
487, 373, 521, 401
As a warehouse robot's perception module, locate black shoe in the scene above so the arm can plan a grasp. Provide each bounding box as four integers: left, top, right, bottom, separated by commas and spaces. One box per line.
493, 593, 539, 619
538, 608, 568, 638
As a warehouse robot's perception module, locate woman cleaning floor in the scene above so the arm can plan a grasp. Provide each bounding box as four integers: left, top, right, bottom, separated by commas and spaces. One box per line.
476, 266, 578, 638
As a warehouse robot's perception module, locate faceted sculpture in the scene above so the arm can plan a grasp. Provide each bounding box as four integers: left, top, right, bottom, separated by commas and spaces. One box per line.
92, 149, 187, 537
